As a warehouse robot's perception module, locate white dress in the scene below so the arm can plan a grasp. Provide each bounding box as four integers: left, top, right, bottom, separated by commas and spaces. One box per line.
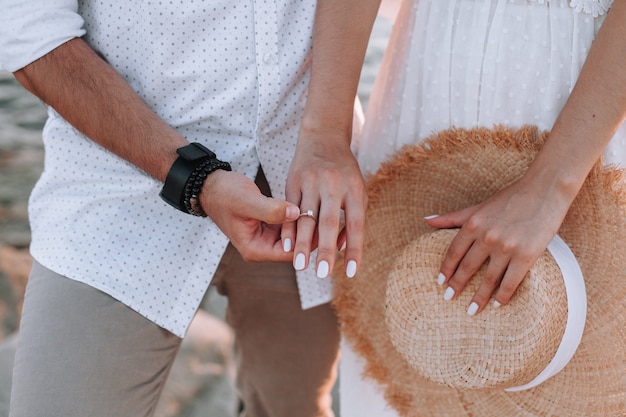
342, 0, 624, 415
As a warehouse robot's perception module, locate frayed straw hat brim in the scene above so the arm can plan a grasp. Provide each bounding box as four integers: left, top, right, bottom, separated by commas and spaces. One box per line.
332, 126, 626, 416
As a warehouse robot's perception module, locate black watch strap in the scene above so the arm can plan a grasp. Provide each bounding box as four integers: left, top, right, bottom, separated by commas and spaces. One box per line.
160, 143, 231, 216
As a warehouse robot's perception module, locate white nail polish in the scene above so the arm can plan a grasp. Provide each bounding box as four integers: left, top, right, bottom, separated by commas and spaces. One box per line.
437, 272, 446, 286
294, 253, 306, 271
346, 260, 357, 278
443, 287, 455, 301
467, 302, 479, 316
317, 260, 329, 278
339, 241, 347, 252
424, 214, 439, 220
493, 300, 502, 308
283, 238, 292, 253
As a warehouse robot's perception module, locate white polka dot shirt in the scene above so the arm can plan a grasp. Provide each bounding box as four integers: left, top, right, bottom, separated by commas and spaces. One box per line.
0, 0, 334, 337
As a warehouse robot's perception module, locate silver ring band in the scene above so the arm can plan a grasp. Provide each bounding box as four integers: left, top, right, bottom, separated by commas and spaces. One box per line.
298, 209, 317, 222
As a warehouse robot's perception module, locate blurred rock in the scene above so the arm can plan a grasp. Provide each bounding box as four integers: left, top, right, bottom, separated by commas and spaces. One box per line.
0, 72, 45, 249
0, 245, 30, 341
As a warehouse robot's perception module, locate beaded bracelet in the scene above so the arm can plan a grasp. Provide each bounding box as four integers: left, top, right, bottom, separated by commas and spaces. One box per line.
183, 158, 232, 217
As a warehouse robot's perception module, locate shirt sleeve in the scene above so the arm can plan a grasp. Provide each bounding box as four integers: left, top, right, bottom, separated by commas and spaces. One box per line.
0, 0, 86, 72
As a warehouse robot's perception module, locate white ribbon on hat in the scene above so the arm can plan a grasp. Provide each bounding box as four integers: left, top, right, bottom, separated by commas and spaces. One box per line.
505, 235, 587, 392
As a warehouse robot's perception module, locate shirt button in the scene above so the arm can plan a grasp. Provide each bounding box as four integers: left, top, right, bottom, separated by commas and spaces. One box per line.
263, 52, 276, 64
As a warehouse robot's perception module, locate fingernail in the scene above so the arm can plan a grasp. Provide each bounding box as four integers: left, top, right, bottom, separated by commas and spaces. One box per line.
424, 214, 439, 220
493, 300, 502, 308
467, 302, 479, 316
346, 260, 357, 278
294, 253, 306, 271
286, 205, 300, 220
437, 272, 446, 286
443, 287, 455, 301
317, 260, 329, 278
339, 241, 347, 252
283, 238, 292, 252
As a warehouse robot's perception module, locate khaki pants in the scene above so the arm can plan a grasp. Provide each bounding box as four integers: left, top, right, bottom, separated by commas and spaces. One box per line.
9, 251, 339, 417
213, 244, 340, 417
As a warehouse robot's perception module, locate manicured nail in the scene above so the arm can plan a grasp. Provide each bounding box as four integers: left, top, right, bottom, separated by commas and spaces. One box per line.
294, 253, 306, 271
437, 272, 446, 286
493, 300, 502, 308
443, 287, 455, 301
317, 260, 329, 278
339, 241, 347, 252
424, 214, 439, 220
467, 302, 479, 316
283, 238, 292, 253
346, 260, 357, 278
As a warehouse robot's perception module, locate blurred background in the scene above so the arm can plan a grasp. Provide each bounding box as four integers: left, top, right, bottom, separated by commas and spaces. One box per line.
0, 15, 393, 417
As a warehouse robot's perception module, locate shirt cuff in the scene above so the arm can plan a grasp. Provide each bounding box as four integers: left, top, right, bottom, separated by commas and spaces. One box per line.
0, 0, 86, 72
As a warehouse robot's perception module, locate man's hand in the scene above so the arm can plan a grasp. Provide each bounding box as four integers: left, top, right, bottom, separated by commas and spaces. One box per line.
201, 169, 301, 263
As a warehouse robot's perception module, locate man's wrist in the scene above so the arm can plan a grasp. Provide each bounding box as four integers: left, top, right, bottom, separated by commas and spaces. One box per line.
160, 143, 231, 216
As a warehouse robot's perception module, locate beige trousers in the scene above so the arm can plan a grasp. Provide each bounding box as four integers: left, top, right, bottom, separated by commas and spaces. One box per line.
9, 253, 339, 417
213, 244, 340, 417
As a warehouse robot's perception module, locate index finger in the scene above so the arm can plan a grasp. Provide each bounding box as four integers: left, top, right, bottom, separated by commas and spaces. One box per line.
438, 228, 475, 287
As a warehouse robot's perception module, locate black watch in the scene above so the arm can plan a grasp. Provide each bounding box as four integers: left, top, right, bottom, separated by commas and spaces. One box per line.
160, 143, 231, 216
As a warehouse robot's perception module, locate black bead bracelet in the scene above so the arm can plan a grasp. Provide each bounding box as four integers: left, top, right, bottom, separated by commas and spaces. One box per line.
160, 143, 232, 216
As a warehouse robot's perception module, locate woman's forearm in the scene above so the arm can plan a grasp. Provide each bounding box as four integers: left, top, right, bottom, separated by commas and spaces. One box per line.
526, 0, 626, 199
301, 0, 381, 139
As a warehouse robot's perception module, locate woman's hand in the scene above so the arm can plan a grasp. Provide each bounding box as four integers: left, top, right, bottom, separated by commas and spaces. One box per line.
426, 174, 573, 315
278, 0, 377, 278
282, 132, 367, 279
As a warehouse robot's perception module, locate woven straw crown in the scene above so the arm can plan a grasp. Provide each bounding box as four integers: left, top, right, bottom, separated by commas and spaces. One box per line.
333, 126, 626, 417
385, 228, 568, 390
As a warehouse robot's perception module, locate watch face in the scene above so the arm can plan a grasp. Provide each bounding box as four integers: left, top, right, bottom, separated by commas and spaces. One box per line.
177, 143, 216, 161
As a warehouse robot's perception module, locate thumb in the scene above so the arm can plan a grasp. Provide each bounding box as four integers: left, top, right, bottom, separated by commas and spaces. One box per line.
424, 205, 476, 229
239, 193, 300, 224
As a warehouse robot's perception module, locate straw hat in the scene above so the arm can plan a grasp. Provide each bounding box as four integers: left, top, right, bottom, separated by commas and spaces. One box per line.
332, 125, 626, 416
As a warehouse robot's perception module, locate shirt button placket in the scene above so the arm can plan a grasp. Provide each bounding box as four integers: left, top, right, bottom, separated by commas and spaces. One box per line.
253, 0, 281, 130
252, 1, 284, 194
